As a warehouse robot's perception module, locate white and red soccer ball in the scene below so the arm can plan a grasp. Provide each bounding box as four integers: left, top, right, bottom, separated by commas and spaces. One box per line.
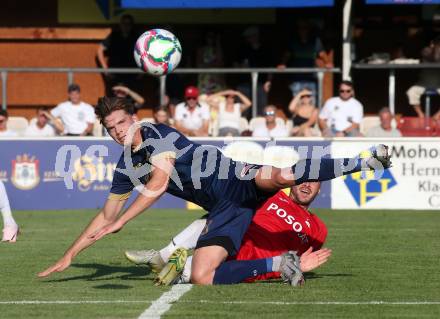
134, 29, 182, 76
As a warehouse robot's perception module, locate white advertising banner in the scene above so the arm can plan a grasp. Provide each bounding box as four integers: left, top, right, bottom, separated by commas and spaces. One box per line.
332, 138, 440, 210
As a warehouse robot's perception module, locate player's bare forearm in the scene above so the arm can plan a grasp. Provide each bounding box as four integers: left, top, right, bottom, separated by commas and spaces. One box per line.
64, 211, 112, 258
90, 157, 175, 241
66, 198, 126, 257
118, 157, 173, 225
118, 181, 168, 226
38, 199, 124, 278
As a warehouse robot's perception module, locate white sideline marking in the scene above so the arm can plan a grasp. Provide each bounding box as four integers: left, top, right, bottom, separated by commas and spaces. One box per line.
197, 300, 440, 306
0, 300, 146, 305
138, 284, 193, 319
0, 300, 149, 305
1, 299, 439, 306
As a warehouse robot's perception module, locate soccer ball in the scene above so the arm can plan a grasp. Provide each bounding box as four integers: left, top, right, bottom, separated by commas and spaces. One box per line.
134, 29, 182, 76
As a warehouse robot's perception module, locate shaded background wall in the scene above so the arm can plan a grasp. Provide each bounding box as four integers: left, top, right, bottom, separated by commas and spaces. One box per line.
0, 0, 439, 119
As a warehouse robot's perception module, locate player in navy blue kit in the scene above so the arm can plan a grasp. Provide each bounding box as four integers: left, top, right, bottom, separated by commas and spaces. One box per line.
39, 97, 391, 285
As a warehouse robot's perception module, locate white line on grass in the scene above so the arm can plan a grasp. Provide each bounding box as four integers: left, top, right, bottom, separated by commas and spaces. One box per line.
0, 300, 146, 305
138, 284, 193, 319
196, 300, 440, 306
1, 299, 439, 306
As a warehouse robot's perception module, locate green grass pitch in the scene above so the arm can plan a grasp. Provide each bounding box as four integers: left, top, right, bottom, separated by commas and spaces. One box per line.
1, 209, 440, 318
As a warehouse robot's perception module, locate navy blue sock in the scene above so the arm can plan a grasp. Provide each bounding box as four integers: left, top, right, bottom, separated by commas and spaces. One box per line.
292, 157, 365, 185
213, 258, 272, 285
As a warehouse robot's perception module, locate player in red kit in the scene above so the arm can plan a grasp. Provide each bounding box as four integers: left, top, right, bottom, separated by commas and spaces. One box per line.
236, 186, 327, 282
125, 181, 331, 285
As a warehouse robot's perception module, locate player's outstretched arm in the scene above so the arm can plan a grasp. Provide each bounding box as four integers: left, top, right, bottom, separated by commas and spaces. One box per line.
38, 199, 126, 278
299, 247, 332, 273
90, 157, 175, 241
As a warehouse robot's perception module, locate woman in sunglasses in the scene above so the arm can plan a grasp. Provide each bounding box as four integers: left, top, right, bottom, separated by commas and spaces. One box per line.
252, 105, 289, 138
207, 89, 251, 136
288, 88, 319, 137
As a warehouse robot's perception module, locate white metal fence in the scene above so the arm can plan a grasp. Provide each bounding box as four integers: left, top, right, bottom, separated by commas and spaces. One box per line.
0, 67, 340, 118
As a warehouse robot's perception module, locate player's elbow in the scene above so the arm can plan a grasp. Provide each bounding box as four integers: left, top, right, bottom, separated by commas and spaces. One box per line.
141, 179, 169, 199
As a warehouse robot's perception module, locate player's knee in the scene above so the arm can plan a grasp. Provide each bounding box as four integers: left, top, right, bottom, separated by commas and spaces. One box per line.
190, 269, 213, 285
190, 262, 216, 285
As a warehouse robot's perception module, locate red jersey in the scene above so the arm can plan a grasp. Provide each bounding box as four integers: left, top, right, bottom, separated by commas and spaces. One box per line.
234, 191, 328, 281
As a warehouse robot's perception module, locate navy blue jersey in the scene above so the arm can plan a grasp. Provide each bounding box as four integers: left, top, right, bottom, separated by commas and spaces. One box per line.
109, 123, 264, 211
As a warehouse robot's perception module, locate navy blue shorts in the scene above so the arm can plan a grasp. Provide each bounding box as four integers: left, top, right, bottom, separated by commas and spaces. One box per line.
196, 200, 254, 256
195, 162, 274, 256
210, 162, 265, 206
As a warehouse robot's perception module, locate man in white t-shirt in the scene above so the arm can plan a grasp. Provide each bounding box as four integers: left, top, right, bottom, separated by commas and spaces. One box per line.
252, 105, 289, 138
365, 107, 402, 138
319, 81, 363, 137
51, 84, 96, 136
174, 86, 210, 137
0, 110, 18, 137
24, 108, 60, 137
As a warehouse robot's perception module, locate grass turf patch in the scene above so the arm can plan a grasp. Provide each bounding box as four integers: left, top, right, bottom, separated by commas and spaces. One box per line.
1, 209, 439, 318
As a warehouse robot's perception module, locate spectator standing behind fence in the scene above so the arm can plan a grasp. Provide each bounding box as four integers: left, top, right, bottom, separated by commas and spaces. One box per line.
319, 81, 363, 137
24, 108, 62, 137
153, 105, 173, 127
207, 89, 252, 136
365, 107, 401, 138
288, 89, 319, 137
111, 84, 145, 112
174, 86, 210, 137
278, 20, 324, 100
406, 36, 440, 120
315, 30, 335, 104
51, 84, 96, 136
196, 31, 225, 94
0, 110, 18, 137
234, 26, 273, 115
97, 14, 139, 94
252, 105, 289, 138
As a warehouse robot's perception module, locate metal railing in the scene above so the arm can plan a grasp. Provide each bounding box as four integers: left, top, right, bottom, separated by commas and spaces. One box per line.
0, 67, 340, 118
352, 63, 440, 117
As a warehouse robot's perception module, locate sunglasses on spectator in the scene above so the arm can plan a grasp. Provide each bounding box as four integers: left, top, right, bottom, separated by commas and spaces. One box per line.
186, 97, 197, 100
339, 89, 352, 93
265, 111, 276, 116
